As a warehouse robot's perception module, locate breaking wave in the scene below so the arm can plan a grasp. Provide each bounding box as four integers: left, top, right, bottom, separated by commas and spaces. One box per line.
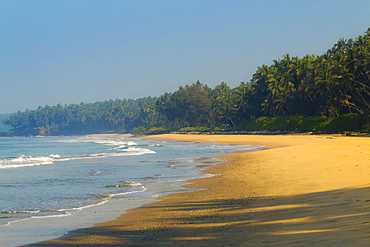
0, 137, 155, 169
0, 154, 59, 169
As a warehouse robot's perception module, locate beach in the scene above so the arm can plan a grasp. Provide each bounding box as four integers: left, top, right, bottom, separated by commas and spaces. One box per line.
27, 134, 370, 246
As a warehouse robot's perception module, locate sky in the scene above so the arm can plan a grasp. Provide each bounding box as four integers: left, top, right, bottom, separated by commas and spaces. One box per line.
1, 0, 369, 114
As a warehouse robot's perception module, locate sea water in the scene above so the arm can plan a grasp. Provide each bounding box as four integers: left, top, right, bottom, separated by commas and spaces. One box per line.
0, 135, 260, 246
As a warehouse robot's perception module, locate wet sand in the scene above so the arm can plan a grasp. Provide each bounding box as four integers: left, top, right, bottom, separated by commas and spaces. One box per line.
27, 134, 370, 246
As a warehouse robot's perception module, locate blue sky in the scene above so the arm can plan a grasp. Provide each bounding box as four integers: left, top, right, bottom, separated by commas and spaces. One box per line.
1, 0, 369, 113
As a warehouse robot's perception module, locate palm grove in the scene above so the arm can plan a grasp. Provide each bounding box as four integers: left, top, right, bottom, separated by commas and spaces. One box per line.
4, 28, 370, 136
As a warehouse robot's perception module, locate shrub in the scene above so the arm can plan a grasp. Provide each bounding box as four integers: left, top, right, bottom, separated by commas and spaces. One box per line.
179, 126, 210, 132
237, 114, 370, 133
131, 126, 146, 134
299, 116, 330, 132
322, 114, 368, 132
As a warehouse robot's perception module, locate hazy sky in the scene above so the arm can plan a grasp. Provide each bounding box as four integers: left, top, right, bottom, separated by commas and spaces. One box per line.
1, 0, 369, 113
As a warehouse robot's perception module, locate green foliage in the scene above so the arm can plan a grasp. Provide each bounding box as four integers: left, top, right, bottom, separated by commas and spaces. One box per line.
4, 28, 370, 135
299, 116, 331, 132
321, 114, 369, 132
0, 114, 12, 132
156, 81, 213, 128
238, 114, 369, 133
5, 98, 158, 136
131, 126, 146, 135
118, 127, 127, 133
178, 126, 211, 132
147, 127, 168, 132
240, 115, 302, 131
212, 126, 231, 131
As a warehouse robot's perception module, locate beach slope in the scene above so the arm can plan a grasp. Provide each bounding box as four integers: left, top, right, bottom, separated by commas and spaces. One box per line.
27, 134, 370, 246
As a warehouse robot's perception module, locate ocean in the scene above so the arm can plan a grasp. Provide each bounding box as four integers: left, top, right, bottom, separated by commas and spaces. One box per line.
0, 135, 259, 246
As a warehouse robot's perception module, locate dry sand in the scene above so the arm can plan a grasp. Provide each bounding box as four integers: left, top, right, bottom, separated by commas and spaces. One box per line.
27, 134, 370, 246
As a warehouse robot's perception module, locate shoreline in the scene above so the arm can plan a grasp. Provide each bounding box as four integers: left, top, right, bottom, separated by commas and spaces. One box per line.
3, 135, 229, 247
26, 134, 370, 246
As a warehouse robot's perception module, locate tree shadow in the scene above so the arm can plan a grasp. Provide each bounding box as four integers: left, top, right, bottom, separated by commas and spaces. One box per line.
26, 186, 370, 246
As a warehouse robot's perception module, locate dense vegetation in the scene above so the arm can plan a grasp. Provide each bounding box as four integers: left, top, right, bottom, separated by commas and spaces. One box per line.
4, 28, 370, 136
0, 114, 11, 133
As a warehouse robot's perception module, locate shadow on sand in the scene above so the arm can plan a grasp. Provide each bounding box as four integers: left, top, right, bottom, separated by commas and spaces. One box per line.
27, 186, 370, 246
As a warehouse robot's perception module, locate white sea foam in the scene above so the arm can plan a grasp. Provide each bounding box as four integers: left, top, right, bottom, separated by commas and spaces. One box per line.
0, 137, 257, 170
0, 154, 59, 169
68, 147, 155, 160
54, 137, 138, 147
105, 181, 143, 188
0, 144, 155, 169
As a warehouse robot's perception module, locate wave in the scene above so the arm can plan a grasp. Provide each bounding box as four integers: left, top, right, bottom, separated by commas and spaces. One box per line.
105, 181, 143, 188
0, 136, 259, 170
0, 154, 59, 169
1, 136, 156, 169
54, 136, 138, 147
0, 147, 155, 169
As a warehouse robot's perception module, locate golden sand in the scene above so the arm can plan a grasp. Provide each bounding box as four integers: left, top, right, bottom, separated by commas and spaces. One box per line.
28, 134, 370, 246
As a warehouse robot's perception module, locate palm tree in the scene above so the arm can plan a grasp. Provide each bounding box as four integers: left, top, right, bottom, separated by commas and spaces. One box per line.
211, 82, 237, 127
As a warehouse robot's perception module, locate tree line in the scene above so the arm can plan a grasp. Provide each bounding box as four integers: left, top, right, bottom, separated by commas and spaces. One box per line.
4, 28, 370, 135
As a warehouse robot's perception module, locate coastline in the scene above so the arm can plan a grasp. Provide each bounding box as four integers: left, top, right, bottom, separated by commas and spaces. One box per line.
26, 134, 370, 246
2, 134, 230, 247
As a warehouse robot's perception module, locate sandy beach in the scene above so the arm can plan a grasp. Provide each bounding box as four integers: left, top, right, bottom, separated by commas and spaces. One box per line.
27, 134, 370, 246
